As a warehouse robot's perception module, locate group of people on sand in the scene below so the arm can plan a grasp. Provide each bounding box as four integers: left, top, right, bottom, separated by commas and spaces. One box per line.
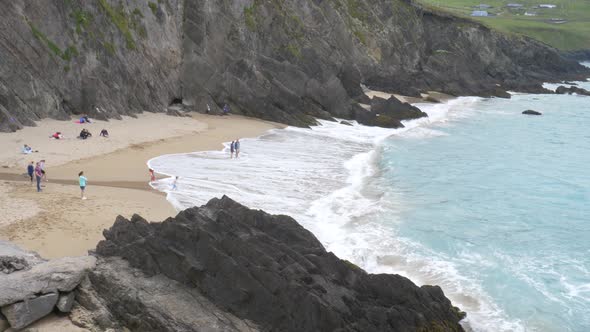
26, 160, 46, 192
25, 159, 87, 199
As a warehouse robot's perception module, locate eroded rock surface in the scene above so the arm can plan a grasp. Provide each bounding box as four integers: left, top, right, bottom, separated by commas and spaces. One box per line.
82, 196, 465, 332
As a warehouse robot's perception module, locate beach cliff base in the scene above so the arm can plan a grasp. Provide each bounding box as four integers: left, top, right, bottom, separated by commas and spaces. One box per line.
68, 196, 465, 332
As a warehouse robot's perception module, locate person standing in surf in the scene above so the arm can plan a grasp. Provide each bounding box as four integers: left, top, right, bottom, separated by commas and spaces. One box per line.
235, 139, 241, 158
230, 140, 235, 159
171, 176, 178, 190
149, 168, 156, 182
79, 171, 88, 200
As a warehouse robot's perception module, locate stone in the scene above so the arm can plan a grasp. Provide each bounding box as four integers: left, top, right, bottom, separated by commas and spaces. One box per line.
84, 196, 465, 332
522, 110, 542, 115
56, 292, 76, 313
354, 96, 427, 128
1, 293, 58, 330
0, 256, 96, 307
555, 85, 590, 96
339, 120, 353, 126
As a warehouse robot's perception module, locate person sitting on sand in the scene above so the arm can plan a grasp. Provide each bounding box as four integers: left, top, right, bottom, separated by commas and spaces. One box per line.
27, 161, 34, 184
79, 115, 91, 124
51, 132, 63, 139
79, 171, 88, 200
99, 129, 109, 137
22, 144, 34, 154
79, 129, 92, 140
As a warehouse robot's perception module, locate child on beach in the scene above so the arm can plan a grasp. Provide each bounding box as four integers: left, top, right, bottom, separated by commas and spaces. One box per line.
79, 171, 88, 200
22, 144, 35, 154
27, 162, 34, 184
171, 176, 178, 190
99, 129, 109, 137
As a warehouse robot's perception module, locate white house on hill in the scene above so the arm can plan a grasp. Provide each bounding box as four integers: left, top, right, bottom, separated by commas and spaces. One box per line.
471, 10, 489, 17
539, 4, 557, 9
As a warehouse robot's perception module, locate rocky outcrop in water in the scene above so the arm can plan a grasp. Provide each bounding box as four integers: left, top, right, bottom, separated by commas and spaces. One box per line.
555, 85, 590, 96
74, 196, 465, 331
1, 0, 589, 132
355, 95, 428, 128
522, 110, 542, 115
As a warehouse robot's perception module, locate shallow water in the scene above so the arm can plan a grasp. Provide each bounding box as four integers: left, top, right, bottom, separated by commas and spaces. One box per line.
149, 70, 590, 331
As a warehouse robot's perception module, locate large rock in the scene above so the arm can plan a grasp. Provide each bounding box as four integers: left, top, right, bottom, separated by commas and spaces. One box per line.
555, 85, 590, 96
1, 293, 58, 330
0, 240, 44, 274
522, 110, 542, 115
0, 256, 96, 307
73, 258, 259, 332
56, 292, 76, 313
83, 196, 465, 332
355, 96, 428, 128
1, 0, 589, 132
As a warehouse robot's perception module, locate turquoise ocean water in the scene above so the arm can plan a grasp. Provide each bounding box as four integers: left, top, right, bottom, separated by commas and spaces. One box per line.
150, 63, 590, 331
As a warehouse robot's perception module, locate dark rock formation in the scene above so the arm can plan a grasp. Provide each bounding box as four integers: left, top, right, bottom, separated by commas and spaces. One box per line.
555, 85, 590, 96
522, 110, 542, 115
80, 196, 465, 332
562, 49, 590, 62
355, 96, 428, 128
340, 120, 353, 126
1, 0, 589, 132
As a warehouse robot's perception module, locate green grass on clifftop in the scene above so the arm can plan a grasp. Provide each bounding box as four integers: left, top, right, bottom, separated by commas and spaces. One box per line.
418, 0, 590, 51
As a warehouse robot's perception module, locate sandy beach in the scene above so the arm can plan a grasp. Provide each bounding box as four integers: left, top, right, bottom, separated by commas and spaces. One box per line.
0, 112, 283, 259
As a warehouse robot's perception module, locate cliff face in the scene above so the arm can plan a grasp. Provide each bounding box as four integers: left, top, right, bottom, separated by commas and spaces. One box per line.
1, 0, 588, 132
76, 196, 465, 331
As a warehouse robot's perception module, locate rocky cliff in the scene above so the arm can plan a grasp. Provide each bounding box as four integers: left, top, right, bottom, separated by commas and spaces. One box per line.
1, 0, 588, 132
71, 196, 465, 331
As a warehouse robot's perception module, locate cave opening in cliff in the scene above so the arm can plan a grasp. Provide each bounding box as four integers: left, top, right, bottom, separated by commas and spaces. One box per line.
170, 97, 183, 106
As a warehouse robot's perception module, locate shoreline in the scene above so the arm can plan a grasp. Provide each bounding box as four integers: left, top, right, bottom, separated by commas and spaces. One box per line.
0, 113, 284, 259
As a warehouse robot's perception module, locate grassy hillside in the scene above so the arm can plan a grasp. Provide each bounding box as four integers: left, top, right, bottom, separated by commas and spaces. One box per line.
418, 0, 590, 51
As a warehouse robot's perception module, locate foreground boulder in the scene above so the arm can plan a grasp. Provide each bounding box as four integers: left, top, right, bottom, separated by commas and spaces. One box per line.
522, 110, 542, 115
80, 196, 465, 332
0, 241, 96, 330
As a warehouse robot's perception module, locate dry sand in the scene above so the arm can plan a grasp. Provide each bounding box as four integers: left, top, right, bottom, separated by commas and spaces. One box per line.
0, 112, 283, 259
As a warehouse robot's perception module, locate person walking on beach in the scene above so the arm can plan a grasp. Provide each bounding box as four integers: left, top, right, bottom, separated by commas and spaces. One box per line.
235, 139, 241, 158
34, 162, 43, 192
27, 161, 34, 184
79, 171, 88, 200
206, 103, 211, 114
223, 104, 230, 116
39, 160, 47, 183
230, 140, 235, 159
149, 168, 156, 182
